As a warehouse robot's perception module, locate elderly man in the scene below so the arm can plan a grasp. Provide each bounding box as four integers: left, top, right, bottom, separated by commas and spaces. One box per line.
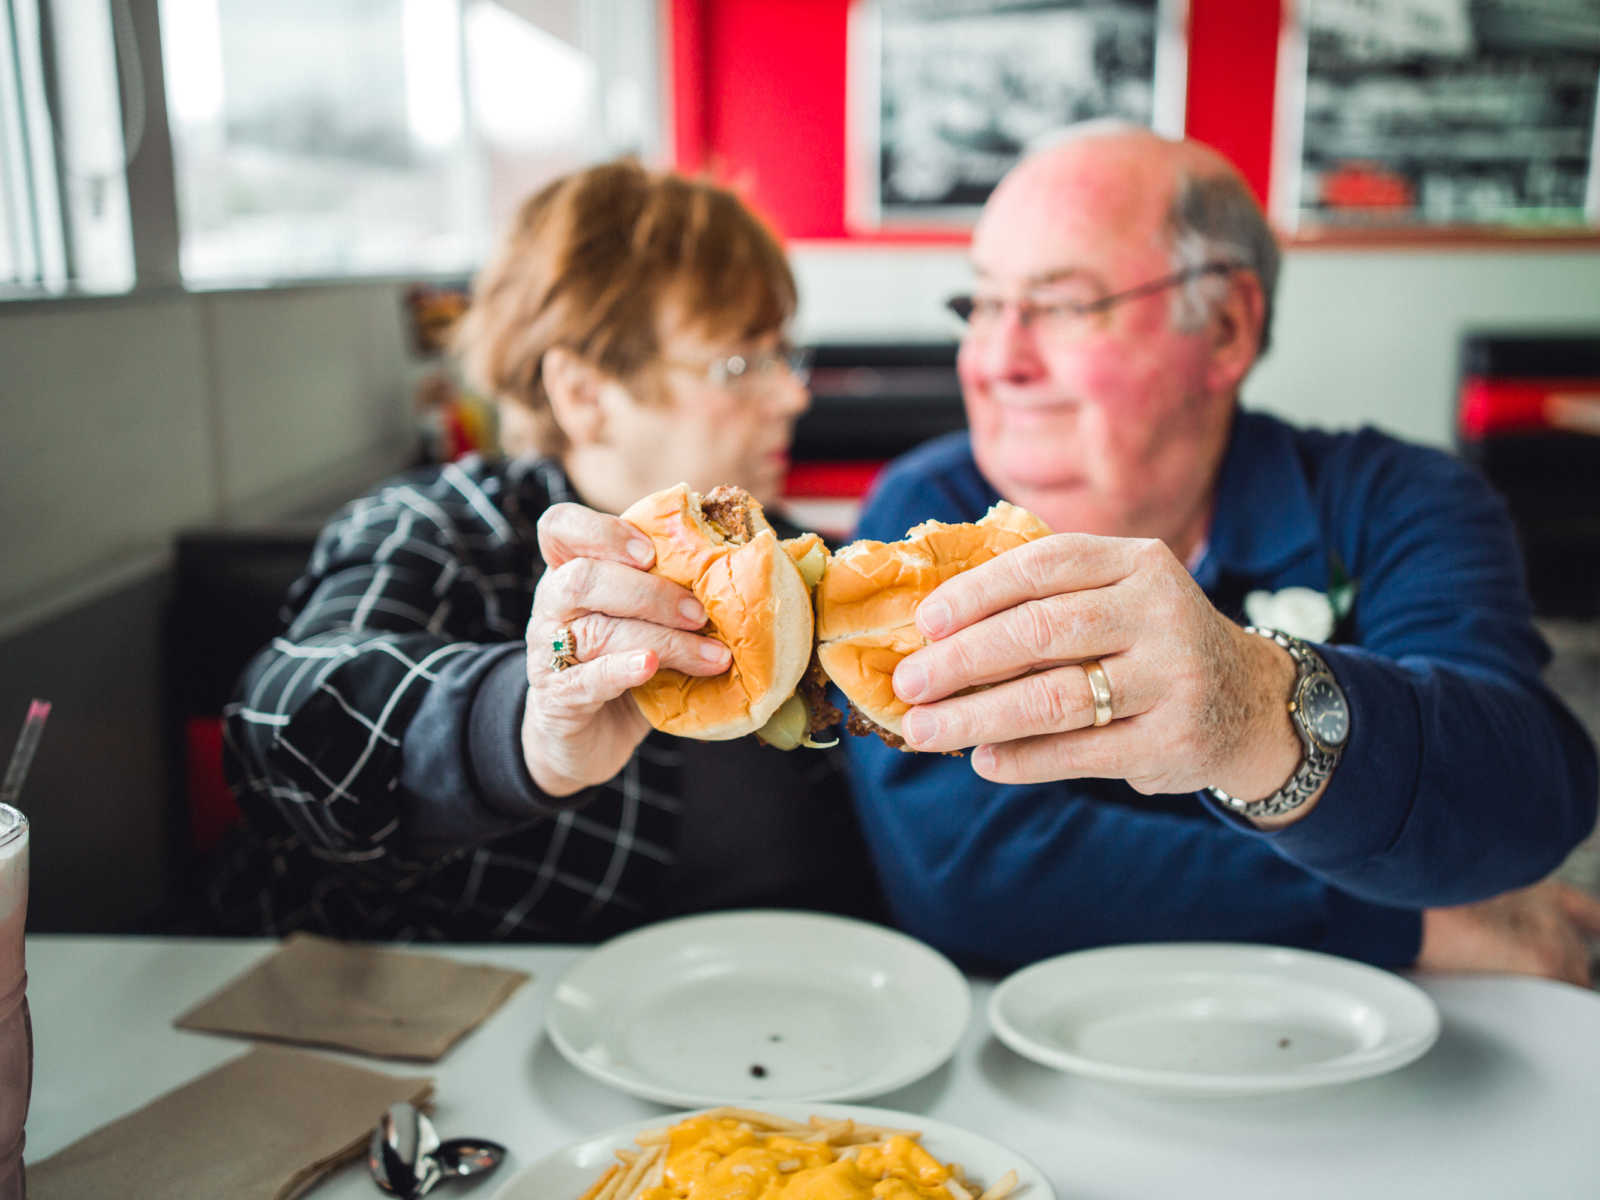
844, 125, 1600, 977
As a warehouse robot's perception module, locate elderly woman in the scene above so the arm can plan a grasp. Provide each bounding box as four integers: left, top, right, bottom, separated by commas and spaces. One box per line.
213, 161, 882, 940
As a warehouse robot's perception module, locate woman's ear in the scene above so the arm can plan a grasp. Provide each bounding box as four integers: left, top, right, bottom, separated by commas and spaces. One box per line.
542, 346, 608, 446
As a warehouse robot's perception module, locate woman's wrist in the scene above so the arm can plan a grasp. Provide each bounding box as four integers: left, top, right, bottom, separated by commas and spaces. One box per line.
520, 713, 589, 797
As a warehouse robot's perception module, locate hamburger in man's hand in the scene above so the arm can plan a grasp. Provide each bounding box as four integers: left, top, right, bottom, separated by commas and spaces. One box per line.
620, 483, 838, 749
815, 503, 1052, 750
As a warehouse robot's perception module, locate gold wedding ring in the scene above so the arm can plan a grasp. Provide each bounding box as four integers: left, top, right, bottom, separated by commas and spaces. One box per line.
1083, 659, 1114, 727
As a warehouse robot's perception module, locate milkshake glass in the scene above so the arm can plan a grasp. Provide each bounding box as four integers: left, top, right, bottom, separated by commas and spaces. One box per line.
0, 806, 28, 1200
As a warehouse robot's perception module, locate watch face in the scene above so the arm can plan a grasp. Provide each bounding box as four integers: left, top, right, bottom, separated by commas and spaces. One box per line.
1299, 673, 1350, 748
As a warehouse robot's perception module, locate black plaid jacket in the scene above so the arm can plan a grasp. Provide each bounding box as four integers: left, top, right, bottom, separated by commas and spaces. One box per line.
214, 456, 858, 941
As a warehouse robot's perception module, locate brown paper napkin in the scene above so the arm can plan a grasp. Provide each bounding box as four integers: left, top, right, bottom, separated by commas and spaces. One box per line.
175, 931, 529, 1060
28, 1045, 433, 1200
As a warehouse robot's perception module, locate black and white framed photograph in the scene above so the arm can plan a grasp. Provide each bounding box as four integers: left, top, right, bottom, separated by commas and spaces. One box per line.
1274, 0, 1600, 230
849, 0, 1188, 228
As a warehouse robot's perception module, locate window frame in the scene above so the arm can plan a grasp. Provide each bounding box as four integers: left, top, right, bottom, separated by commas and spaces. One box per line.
3, 0, 665, 305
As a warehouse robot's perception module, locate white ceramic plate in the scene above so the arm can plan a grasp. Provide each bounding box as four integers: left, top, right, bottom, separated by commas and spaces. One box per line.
545, 910, 970, 1106
491, 1102, 1055, 1200
988, 942, 1440, 1097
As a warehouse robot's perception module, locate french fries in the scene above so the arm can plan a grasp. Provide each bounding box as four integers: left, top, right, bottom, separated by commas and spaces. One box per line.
574, 1108, 1019, 1200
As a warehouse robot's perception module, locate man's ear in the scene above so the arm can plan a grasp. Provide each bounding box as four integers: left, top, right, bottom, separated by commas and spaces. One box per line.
1205, 271, 1266, 395
542, 346, 607, 446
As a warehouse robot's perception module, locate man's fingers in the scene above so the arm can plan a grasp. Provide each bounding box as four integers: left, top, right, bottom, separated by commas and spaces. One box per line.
537, 502, 657, 572
967, 717, 1153, 786
564, 614, 731, 677
1563, 944, 1591, 988
537, 557, 706, 628
895, 589, 1130, 704
901, 656, 1143, 752
914, 532, 1145, 639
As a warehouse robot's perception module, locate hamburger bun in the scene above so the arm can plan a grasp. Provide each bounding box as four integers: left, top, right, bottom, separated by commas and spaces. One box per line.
815, 502, 1052, 745
621, 483, 815, 740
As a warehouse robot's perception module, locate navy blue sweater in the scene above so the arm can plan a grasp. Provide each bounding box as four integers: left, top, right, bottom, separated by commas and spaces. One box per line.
843, 409, 1597, 973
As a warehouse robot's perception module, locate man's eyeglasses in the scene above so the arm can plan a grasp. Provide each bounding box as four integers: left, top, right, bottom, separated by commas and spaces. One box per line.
946, 261, 1242, 340
663, 343, 812, 391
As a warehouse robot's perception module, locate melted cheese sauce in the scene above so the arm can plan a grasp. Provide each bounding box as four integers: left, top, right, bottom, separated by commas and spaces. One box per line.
637, 1117, 954, 1200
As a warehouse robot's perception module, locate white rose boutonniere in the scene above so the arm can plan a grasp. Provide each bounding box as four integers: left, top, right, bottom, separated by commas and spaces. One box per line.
1243, 555, 1359, 643
1244, 586, 1336, 642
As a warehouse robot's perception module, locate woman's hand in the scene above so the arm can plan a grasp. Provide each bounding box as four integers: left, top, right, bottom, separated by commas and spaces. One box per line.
522, 503, 731, 796
888, 533, 1303, 806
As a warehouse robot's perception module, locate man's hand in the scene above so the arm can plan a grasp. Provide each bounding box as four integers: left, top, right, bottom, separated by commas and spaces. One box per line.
890, 533, 1305, 803
1417, 880, 1600, 986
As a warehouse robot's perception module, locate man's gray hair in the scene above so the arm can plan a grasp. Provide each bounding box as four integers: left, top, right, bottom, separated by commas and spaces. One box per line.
1021, 123, 1281, 354
1167, 170, 1280, 355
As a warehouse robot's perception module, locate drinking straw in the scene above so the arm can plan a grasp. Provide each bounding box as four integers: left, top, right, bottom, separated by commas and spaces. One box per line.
0, 700, 51, 810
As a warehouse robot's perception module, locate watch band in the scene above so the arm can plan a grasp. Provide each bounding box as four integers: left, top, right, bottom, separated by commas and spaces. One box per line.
1207, 627, 1342, 820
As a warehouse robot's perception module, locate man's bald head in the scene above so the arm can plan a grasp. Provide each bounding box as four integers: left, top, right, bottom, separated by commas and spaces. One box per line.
980, 125, 1280, 354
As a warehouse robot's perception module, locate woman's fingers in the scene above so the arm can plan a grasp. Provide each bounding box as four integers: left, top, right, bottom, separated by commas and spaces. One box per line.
537, 629, 728, 719
561, 614, 731, 677
538, 557, 706, 629
538, 649, 659, 717
528, 613, 730, 719
537, 502, 657, 572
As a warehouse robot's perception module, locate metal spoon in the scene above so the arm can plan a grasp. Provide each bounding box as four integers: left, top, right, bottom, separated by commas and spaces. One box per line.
369, 1103, 505, 1197
369, 1102, 442, 1198
436, 1135, 507, 1182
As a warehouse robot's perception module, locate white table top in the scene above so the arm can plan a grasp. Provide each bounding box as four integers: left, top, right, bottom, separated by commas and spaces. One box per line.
23, 935, 1600, 1199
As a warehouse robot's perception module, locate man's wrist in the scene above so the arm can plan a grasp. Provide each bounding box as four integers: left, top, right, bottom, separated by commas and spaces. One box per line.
1212, 628, 1302, 802
1216, 628, 1346, 829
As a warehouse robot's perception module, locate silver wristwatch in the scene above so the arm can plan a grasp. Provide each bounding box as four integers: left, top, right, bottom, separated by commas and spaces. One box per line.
1207, 627, 1349, 820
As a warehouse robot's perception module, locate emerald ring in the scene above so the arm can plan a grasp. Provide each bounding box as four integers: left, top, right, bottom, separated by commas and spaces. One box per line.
550, 626, 579, 672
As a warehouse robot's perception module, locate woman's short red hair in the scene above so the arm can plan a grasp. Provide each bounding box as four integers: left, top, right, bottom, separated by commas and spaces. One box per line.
454, 159, 796, 455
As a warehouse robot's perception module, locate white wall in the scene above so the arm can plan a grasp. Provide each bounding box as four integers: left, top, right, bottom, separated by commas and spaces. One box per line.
792, 243, 1600, 450
1254, 249, 1600, 449
0, 283, 420, 639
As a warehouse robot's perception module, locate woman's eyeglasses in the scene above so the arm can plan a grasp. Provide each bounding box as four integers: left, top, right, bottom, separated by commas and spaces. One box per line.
663, 344, 812, 391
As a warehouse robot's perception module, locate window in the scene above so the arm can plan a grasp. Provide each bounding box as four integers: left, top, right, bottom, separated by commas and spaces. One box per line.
159, 0, 484, 285
0, 0, 135, 295
1, 0, 659, 295
158, 0, 661, 287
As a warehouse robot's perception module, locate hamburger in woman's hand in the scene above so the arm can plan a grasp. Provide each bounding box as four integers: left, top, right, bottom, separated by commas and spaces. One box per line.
620, 483, 836, 749
815, 503, 1052, 750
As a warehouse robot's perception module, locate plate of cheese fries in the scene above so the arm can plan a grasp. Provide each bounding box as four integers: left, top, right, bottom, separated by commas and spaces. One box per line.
491, 1103, 1053, 1200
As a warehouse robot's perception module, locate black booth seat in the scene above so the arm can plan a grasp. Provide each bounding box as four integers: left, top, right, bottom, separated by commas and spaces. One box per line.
1456, 331, 1600, 620
166, 524, 323, 860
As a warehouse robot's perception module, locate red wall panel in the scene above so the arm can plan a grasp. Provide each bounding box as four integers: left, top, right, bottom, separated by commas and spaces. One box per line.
1183, 0, 1280, 206
668, 0, 1284, 240
706, 1, 852, 237
669, 0, 711, 170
